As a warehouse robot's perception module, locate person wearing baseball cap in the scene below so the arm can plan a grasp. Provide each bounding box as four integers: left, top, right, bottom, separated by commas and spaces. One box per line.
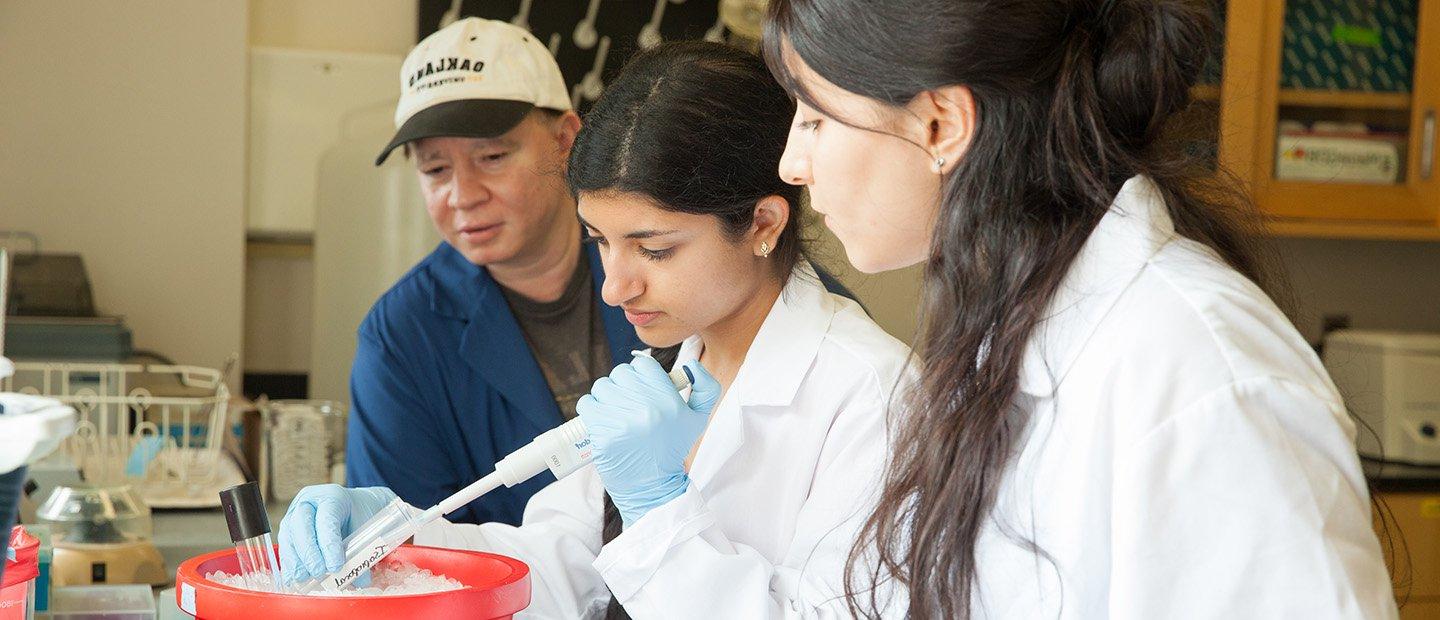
342, 17, 647, 527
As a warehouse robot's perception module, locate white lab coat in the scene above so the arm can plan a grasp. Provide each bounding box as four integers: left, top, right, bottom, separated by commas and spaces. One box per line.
402, 264, 912, 618
967, 176, 1396, 618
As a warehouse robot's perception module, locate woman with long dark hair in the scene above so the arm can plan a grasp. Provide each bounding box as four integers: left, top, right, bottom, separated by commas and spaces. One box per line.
279, 41, 909, 617
764, 0, 1396, 617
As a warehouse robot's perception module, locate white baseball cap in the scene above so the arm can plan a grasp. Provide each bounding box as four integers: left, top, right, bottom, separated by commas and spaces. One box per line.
375, 17, 572, 165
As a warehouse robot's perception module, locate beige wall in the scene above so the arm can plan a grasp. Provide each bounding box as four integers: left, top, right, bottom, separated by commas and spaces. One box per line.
245, 244, 316, 373
0, 1, 248, 377
1270, 237, 1440, 343
250, 0, 416, 56
809, 232, 925, 343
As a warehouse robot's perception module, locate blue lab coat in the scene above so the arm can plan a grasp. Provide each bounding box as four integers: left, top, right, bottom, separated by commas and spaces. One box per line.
346, 241, 645, 526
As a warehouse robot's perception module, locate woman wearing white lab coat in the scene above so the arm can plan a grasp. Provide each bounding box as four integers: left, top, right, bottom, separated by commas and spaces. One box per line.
763, 0, 1396, 617
409, 262, 904, 618
278, 42, 909, 618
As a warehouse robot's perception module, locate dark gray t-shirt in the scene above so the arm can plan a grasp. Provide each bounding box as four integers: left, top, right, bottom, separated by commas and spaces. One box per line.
498, 254, 611, 420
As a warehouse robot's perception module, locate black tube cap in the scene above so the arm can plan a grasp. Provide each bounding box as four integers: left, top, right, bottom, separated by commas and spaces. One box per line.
219, 481, 271, 542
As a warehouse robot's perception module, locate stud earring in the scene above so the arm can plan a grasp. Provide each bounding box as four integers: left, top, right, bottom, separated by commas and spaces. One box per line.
760, 241, 772, 258
932, 156, 946, 174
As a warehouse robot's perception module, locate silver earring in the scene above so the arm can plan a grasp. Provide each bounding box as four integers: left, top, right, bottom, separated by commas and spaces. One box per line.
932, 156, 946, 174
760, 242, 772, 258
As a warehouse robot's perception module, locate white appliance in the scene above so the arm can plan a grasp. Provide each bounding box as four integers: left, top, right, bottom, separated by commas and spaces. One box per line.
1323, 330, 1440, 466
308, 101, 436, 404
248, 48, 403, 236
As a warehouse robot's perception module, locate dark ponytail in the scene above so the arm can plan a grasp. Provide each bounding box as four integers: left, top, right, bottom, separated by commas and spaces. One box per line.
765, 1, 1265, 617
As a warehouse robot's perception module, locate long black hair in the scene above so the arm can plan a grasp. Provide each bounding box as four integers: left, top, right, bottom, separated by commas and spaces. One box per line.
566, 40, 809, 620
764, 0, 1269, 617
568, 40, 806, 278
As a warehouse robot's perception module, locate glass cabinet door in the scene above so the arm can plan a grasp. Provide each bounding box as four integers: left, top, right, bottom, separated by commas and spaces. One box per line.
1255, 0, 1437, 223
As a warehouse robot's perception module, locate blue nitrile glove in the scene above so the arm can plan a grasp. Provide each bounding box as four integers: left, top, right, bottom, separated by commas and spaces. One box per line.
577, 355, 722, 526
278, 484, 397, 586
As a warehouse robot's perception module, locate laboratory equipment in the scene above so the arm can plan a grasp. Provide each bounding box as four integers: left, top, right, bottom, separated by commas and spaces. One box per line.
638, 0, 670, 49
572, 36, 610, 108
1, 527, 38, 620
47, 584, 156, 620
0, 233, 133, 361
265, 400, 347, 501
4, 317, 134, 363
219, 482, 283, 593
2, 362, 239, 508
175, 545, 529, 619
1, 233, 94, 317
1323, 330, 1440, 465
291, 357, 691, 594
35, 485, 166, 586
573, 0, 601, 49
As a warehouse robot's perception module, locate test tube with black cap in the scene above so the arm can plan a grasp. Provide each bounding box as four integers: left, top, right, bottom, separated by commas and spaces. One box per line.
219, 481, 283, 591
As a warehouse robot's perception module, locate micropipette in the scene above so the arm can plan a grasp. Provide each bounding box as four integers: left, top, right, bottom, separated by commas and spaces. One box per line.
291, 354, 691, 594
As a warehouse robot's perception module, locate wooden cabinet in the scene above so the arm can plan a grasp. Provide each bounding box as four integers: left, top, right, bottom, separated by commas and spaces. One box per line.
1376, 491, 1440, 618
1185, 0, 1440, 239
1405, 600, 1440, 620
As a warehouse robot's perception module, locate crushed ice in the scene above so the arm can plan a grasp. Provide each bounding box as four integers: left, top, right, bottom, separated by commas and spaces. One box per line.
205, 559, 465, 597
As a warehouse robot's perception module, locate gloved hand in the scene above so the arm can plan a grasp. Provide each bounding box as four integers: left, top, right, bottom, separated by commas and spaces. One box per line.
278, 484, 397, 586
577, 355, 721, 526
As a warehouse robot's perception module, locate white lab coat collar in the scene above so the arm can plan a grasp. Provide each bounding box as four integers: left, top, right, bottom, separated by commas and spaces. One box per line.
674, 261, 834, 408
675, 262, 835, 483
1018, 175, 1179, 397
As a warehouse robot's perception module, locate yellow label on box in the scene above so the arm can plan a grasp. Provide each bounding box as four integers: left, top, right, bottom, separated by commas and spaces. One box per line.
1421, 499, 1440, 519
